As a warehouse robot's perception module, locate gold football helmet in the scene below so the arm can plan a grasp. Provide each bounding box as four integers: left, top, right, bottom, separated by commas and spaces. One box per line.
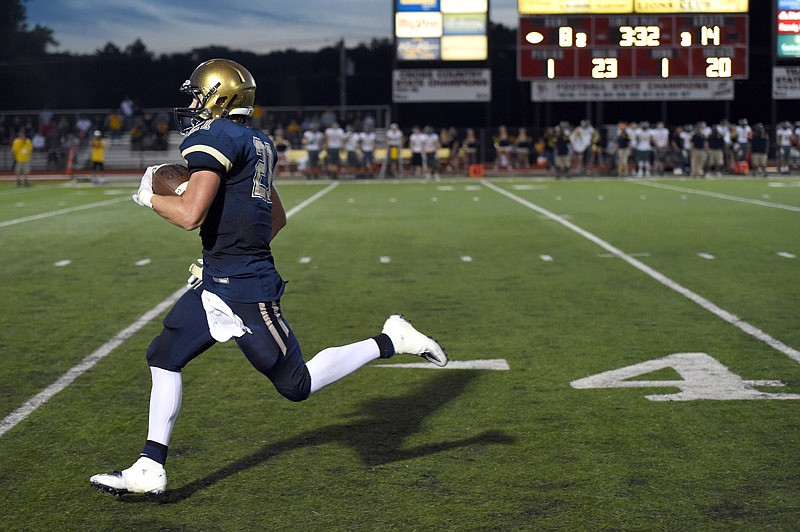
174, 58, 256, 133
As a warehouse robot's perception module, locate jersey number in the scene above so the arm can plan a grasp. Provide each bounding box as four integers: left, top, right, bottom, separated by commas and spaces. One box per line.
251, 137, 273, 202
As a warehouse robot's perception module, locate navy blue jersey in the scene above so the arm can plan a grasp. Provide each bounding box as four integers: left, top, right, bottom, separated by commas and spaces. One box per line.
180, 119, 283, 303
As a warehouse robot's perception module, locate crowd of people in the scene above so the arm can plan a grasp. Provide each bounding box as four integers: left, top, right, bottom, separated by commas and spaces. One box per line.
499, 118, 790, 179
5, 104, 800, 180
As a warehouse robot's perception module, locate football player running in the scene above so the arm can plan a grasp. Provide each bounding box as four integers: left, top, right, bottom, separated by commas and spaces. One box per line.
90, 59, 447, 496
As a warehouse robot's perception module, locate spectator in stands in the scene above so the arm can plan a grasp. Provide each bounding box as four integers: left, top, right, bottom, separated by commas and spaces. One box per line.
75, 115, 93, 145
120, 96, 135, 131
11, 129, 33, 187
285, 119, 303, 148
106, 109, 123, 144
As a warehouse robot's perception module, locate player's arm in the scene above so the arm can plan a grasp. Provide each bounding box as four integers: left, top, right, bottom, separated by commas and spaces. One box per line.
151, 170, 220, 231
269, 184, 287, 240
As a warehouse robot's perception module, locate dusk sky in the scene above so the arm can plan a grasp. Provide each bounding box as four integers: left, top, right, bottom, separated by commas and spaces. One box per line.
25, 0, 521, 55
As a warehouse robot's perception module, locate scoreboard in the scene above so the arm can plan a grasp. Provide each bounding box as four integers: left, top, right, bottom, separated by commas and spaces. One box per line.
517, 1, 749, 81
518, 14, 748, 80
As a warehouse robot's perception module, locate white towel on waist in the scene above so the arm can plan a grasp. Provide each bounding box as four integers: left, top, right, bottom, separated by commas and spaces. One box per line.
201, 291, 252, 342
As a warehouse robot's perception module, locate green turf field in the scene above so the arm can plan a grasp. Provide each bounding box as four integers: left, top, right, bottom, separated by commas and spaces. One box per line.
1, 176, 799, 531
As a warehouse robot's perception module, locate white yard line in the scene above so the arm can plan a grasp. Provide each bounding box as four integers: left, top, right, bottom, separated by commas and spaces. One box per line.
0, 183, 339, 438
481, 179, 800, 364
630, 180, 800, 212
0, 197, 130, 228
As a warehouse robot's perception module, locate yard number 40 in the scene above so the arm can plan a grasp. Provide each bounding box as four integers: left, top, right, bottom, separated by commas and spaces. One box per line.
571, 353, 800, 402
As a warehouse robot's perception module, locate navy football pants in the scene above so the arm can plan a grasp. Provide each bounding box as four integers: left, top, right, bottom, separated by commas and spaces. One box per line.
146, 284, 311, 402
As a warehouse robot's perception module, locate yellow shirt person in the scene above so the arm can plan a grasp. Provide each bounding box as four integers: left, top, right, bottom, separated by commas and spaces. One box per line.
90, 130, 108, 183
11, 131, 33, 187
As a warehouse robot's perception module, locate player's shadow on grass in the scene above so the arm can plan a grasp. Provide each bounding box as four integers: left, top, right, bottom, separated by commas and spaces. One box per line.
148, 371, 514, 504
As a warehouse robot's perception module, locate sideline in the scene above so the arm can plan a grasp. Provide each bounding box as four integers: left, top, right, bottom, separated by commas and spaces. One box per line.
0, 182, 339, 438
0, 197, 130, 228
630, 180, 800, 212
481, 179, 800, 364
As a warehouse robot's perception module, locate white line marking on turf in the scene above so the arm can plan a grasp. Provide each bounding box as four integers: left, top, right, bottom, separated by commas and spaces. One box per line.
0, 184, 339, 438
698, 253, 716, 260
375, 359, 511, 370
540, 255, 554, 262
631, 181, 800, 212
299, 257, 312, 264
778, 252, 796, 259
380, 256, 391, 263
0, 197, 130, 229
481, 180, 800, 364
599, 252, 651, 258
135, 259, 152, 266
0, 287, 186, 438
54, 260, 72, 267
461, 256, 473, 262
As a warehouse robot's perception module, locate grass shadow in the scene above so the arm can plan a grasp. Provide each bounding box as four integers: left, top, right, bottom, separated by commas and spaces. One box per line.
128, 371, 514, 504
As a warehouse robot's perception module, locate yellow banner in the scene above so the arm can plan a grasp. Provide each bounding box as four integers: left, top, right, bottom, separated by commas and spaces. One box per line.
518, 0, 633, 13
634, 0, 748, 13
518, 0, 748, 14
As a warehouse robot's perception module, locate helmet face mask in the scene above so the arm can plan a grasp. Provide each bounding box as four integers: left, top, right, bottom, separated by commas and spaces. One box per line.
174, 58, 256, 134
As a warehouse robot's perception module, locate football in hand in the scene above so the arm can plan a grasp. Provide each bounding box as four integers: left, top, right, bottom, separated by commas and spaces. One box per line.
152, 164, 190, 196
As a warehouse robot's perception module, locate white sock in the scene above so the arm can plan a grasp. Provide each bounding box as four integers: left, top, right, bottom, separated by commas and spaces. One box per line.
146, 367, 183, 446
306, 339, 380, 395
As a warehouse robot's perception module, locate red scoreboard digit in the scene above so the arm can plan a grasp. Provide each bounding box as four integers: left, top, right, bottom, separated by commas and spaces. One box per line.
517, 14, 748, 80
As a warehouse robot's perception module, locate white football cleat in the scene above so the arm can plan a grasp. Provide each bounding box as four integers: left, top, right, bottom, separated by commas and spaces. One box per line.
90, 456, 167, 495
382, 314, 448, 367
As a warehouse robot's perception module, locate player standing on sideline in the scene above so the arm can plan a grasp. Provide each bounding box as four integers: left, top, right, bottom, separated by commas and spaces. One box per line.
384, 122, 404, 177
734, 119, 751, 163
690, 122, 709, 178
423, 126, 441, 181
324, 121, 345, 178
302, 123, 323, 179
359, 124, 377, 176
409, 126, 426, 178
615, 122, 632, 178
632, 121, 654, 177
89, 59, 447, 496
750, 123, 769, 177
11, 129, 32, 187
651, 121, 670, 176
776, 121, 793, 174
